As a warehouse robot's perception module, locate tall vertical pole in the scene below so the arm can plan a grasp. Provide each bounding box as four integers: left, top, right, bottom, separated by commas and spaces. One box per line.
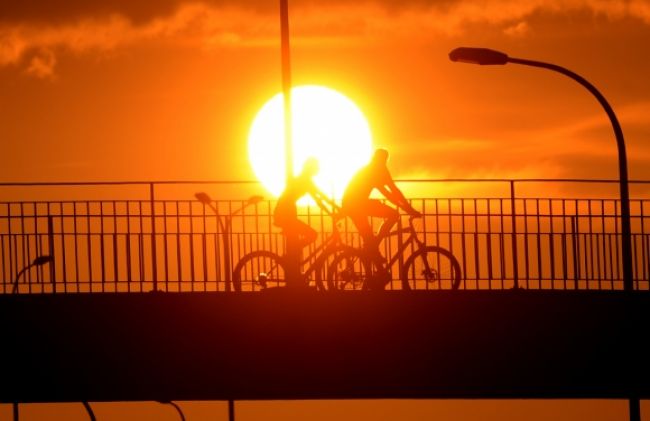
280, 0, 300, 286
280, 0, 293, 182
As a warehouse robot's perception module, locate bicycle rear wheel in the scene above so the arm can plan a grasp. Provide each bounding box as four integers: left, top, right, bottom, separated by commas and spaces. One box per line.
321, 247, 372, 291
232, 251, 285, 292
401, 246, 462, 290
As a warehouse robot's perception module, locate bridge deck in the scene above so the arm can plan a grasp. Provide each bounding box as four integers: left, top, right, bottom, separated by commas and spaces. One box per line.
2, 289, 649, 403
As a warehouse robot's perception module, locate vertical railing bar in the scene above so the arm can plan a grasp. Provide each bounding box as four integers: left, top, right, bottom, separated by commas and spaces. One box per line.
112, 201, 119, 289
612, 200, 623, 285
571, 206, 579, 289
86, 202, 93, 291
126, 201, 133, 290
535, 198, 542, 289
48, 210, 56, 291
72, 202, 79, 291
434, 199, 441, 290
136, 201, 143, 289
176, 201, 182, 289
100, 201, 106, 290
498, 198, 506, 289
163, 201, 170, 292
523, 199, 531, 289
31, 202, 38, 290
637, 200, 650, 280
201, 200, 208, 291
7, 203, 14, 291
597, 199, 606, 286
510, 180, 519, 290
150, 182, 158, 292
1, 204, 7, 292
473, 199, 480, 288
458, 199, 466, 289
549, 199, 557, 289
234, 200, 240, 287
189, 199, 196, 291
447, 198, 453, 290
486, 199, 494, 289
596, 200, 605, 288
20, 202, 29, 292
213, 200, 222, 291
60, 202, 68, 287
561, 199, 568, 290
587, 200, 604, 289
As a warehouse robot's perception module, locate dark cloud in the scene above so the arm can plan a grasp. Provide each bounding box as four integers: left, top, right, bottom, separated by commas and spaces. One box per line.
0, 0, 279, 25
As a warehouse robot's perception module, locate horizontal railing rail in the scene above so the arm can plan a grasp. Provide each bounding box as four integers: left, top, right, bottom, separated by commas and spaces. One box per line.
1, 179, 649, 293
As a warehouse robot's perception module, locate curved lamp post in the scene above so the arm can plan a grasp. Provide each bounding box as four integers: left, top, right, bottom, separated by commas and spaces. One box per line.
12, 255, 53, 293
449, 46, 638, 421
449, 47, 633, 292
196, 193, 264, 292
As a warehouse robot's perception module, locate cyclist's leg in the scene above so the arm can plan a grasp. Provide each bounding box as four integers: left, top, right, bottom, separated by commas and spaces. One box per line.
279, 218, 317, 248
346, 203, 387, 273
365, 200, 399, 241
295, 220, 317, 247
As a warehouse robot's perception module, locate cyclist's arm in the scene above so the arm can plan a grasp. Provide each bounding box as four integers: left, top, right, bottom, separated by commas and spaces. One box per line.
308, 184, 340, 215
381, 179, 421, 217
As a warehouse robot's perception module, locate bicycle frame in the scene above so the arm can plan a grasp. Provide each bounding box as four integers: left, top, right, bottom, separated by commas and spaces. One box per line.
377, 216, 425, 274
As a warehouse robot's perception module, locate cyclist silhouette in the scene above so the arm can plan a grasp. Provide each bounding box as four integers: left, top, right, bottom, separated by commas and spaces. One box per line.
274, 157, 338, 247
342, 148, 421, 272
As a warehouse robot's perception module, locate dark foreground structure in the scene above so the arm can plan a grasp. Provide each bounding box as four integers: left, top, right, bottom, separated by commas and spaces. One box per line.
2, 290, 649, 403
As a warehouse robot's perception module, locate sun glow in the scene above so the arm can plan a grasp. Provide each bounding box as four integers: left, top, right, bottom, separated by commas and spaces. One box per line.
248, 85, 373, 198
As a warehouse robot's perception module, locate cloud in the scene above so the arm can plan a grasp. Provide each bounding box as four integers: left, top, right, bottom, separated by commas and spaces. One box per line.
25, 48, 56, 79
2, 0, 650, 77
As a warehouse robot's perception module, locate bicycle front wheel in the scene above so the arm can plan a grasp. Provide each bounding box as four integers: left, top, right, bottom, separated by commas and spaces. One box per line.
232, 251, 285, 292
322, 247, 372, 291
401, 246, 462, 290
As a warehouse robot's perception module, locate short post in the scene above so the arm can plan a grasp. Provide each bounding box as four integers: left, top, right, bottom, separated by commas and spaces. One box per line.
510, 180, 519, 289
149, 183, 159, 292
47, 215, 56, 291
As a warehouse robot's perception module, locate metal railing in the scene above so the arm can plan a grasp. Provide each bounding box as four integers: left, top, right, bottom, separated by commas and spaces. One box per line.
1, 179, 649, 293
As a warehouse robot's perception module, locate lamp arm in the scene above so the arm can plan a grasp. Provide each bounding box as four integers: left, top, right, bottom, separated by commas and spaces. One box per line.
508, 56, 633, 290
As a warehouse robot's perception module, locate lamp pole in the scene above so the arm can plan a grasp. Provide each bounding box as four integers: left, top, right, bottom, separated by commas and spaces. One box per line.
449, 47, 637, 421
12, 255, 53, 293
279, 0, 301, 287
449, 47, 633, 292
195, 193, 263, 292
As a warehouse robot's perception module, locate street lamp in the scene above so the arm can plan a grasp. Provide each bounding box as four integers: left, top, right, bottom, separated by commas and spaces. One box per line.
195, 192, 264, 292
12, 255, 53, 293
449, 47, 634, 292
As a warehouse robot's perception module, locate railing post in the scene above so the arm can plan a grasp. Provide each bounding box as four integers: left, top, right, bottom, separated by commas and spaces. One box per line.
510, 180, 519, 289
224, 216, 233, 292
149, 183, 158, 292
571, 215, 579, 288
47, 215, 56, 292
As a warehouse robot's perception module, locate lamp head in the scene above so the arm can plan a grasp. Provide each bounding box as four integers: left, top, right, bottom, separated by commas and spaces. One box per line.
195, 192, 212, 205
33, 255, 53, 266
449, 47, 509, 65
247, 195, 264, 205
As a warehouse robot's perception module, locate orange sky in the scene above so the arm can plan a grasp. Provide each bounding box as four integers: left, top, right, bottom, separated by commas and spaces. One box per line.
2, 1, 650, 419
2, 0, 650, 186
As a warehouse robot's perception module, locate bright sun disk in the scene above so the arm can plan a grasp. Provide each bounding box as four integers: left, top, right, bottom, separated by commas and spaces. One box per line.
248, 85, 373, 199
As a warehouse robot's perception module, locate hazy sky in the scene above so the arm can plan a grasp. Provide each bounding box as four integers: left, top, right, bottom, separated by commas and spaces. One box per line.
2, 0, 650, 185
2, 1, 649, 419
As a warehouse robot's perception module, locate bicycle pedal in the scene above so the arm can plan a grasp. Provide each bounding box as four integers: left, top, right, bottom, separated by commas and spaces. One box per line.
257, 273, 269, 289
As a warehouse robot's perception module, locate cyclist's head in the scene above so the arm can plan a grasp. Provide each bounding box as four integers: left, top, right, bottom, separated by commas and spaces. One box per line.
301, 157, 320, 177
372, 148, 389, 165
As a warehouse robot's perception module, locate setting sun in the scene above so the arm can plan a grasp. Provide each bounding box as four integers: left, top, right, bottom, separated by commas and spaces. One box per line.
248, 85, 373, 198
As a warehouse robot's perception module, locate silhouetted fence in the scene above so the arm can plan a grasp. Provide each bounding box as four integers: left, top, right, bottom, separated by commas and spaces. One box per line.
2, 180, 649, 293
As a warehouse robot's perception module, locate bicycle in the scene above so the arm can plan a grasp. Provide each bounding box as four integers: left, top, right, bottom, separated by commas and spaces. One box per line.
324, 215, 462, 291
232, 216, 360, 292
